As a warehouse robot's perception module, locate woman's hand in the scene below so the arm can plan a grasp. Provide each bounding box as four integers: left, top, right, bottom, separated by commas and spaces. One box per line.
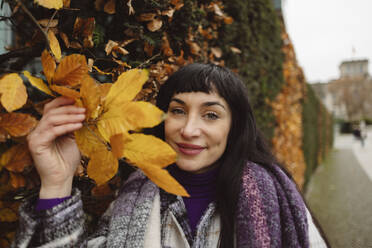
27, 97, 86, 199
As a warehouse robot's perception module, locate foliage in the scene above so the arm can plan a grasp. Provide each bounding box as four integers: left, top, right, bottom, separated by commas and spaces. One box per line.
218, 0, 284, 139
302, 84, 333, 190
0, 0, 234, 244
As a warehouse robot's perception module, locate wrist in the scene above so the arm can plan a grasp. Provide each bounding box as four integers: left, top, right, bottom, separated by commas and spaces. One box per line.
39, 179, 73, 199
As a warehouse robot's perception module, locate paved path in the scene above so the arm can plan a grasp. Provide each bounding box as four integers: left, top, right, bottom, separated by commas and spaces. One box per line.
305, 127, 372, 248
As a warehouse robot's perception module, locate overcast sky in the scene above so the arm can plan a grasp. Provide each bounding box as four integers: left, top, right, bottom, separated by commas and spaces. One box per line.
282, 0, 372, 83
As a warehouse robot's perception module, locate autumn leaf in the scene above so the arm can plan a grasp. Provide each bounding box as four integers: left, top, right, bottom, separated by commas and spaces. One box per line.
0, 73, 27, 112
41, 49, 56, 84
1, 144, 32, 173
75, 125, 107, 157
104, 69, 149, 107
0, 208, 17, 222
104, 0, 116, 14
53, 54, 88, 86
50, 85, 80, 99
23, 71, 53, 96
34, 0, 63, 10
121, 101, 163, 130
87, 148, 118, 185
9, 172, 26, 188
142, 166, 189, 196
80, 75, 101, 120
48, 30, 62, 61
147, 18, 163, 32
0, 112, 37, 137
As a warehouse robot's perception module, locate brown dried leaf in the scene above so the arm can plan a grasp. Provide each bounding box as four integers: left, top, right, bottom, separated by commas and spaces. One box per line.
38, 19, 58, 28
147, 18, 163, 32
50, 85, 80, 99
9, 172, 26, 188
104, 0, 116, 14
53, 54, 88, 86
138, 13, 156, 22
1, 144, 32, 173
0, 112, 37, 137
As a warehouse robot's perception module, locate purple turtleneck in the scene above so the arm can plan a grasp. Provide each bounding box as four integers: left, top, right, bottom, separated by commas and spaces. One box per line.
168, 164, 218, 234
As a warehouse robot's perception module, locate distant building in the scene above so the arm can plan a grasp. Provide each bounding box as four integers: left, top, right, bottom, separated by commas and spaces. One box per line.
339, 59, 369, 78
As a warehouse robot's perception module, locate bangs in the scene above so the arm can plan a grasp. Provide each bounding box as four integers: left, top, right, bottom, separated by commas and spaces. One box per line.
156, 63, 230, 112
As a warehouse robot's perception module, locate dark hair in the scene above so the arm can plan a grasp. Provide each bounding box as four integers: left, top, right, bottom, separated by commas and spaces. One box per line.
153, 63, 277, 247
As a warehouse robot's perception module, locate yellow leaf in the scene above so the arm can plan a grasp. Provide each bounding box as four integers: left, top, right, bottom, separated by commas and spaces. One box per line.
23, 71, 53, 96
34, 0, 63, 9
0, 208, 17, 222
50, 85, 80, 99
75, 125, 106, 157
97, 109, 128, 142
104, 69, 149, 108
0, 112, 37, 137
0, 73, 27, 112
1, 144, 32, 173
141, 166, 189, 196
87, 149, 118, 185
41, 49, 56, 84
123, 133, 177, 169
53, 54, 88, 86
80, 75, 100, 119
110, 133, 132, 159
122, 101, 163, 130
48, 30, 62, 61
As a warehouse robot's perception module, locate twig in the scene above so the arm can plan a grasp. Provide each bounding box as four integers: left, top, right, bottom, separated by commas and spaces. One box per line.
138, 53, 160, 68
15, 0, 50, 50
45, 9, 58, 33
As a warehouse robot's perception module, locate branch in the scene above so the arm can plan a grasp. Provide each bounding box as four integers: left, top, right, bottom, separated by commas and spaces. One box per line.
15, 0, 50, 50
0, 43, 43, 65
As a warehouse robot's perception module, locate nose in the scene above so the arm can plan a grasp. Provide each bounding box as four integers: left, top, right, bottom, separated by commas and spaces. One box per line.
180, 114, 201, 138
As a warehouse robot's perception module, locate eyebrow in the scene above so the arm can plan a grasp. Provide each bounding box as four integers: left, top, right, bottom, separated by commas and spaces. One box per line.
170, 97, 227, 110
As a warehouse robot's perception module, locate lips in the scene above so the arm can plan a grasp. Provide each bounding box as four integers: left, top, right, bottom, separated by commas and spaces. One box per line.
176, 143, 205, 155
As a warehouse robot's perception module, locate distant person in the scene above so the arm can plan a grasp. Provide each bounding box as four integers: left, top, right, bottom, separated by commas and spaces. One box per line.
353, 126, 365, 147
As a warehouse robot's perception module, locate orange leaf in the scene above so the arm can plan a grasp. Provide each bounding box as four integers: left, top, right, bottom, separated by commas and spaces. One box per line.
109, 132, 131, 159
0, 112, 37, 137
80, 75, 100, 119
1, 144, 32, 173
48, 30, 62, 61
9, 172, 26, 188
23, 70, 54, 96
223, 16, 233, 24
0, 73, 27, 112
121, 101, 163, 130
75, 125, 107, 157
41, 49, 56, 84
53, 54, 88, 86
104, 0, 116, 14
138, 13, 156, 21
50, 85, 80, 99
141, 166, 189, 196
87, 149, 118, 185
123, 133, 176, 169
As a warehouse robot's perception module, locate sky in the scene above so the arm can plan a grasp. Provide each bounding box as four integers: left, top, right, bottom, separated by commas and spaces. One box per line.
282, 0, 372, 83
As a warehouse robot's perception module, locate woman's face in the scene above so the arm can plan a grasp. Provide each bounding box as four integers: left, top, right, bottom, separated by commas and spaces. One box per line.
164, 91, 232, 174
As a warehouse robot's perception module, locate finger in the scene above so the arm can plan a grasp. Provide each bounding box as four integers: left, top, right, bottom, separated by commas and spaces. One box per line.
46, 105, 85, 116
45, 114, 85, 127
43, 97, 76, 114
31, 122, 83, 147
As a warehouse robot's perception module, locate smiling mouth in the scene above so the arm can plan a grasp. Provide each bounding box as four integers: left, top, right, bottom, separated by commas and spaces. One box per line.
176, 143, 205, 155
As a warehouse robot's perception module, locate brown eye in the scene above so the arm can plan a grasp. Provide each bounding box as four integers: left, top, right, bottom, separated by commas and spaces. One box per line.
204, 112, 219, 120
170, 108, 185, 115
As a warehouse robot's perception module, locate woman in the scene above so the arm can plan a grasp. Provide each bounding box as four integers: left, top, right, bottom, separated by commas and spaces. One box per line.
13, 63, 327, 247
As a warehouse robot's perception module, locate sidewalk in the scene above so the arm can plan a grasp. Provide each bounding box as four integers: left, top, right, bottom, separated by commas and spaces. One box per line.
305, 127, 372, 248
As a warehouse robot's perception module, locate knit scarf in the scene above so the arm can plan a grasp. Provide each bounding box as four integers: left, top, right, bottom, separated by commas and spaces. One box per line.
108, 161, 309, 247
